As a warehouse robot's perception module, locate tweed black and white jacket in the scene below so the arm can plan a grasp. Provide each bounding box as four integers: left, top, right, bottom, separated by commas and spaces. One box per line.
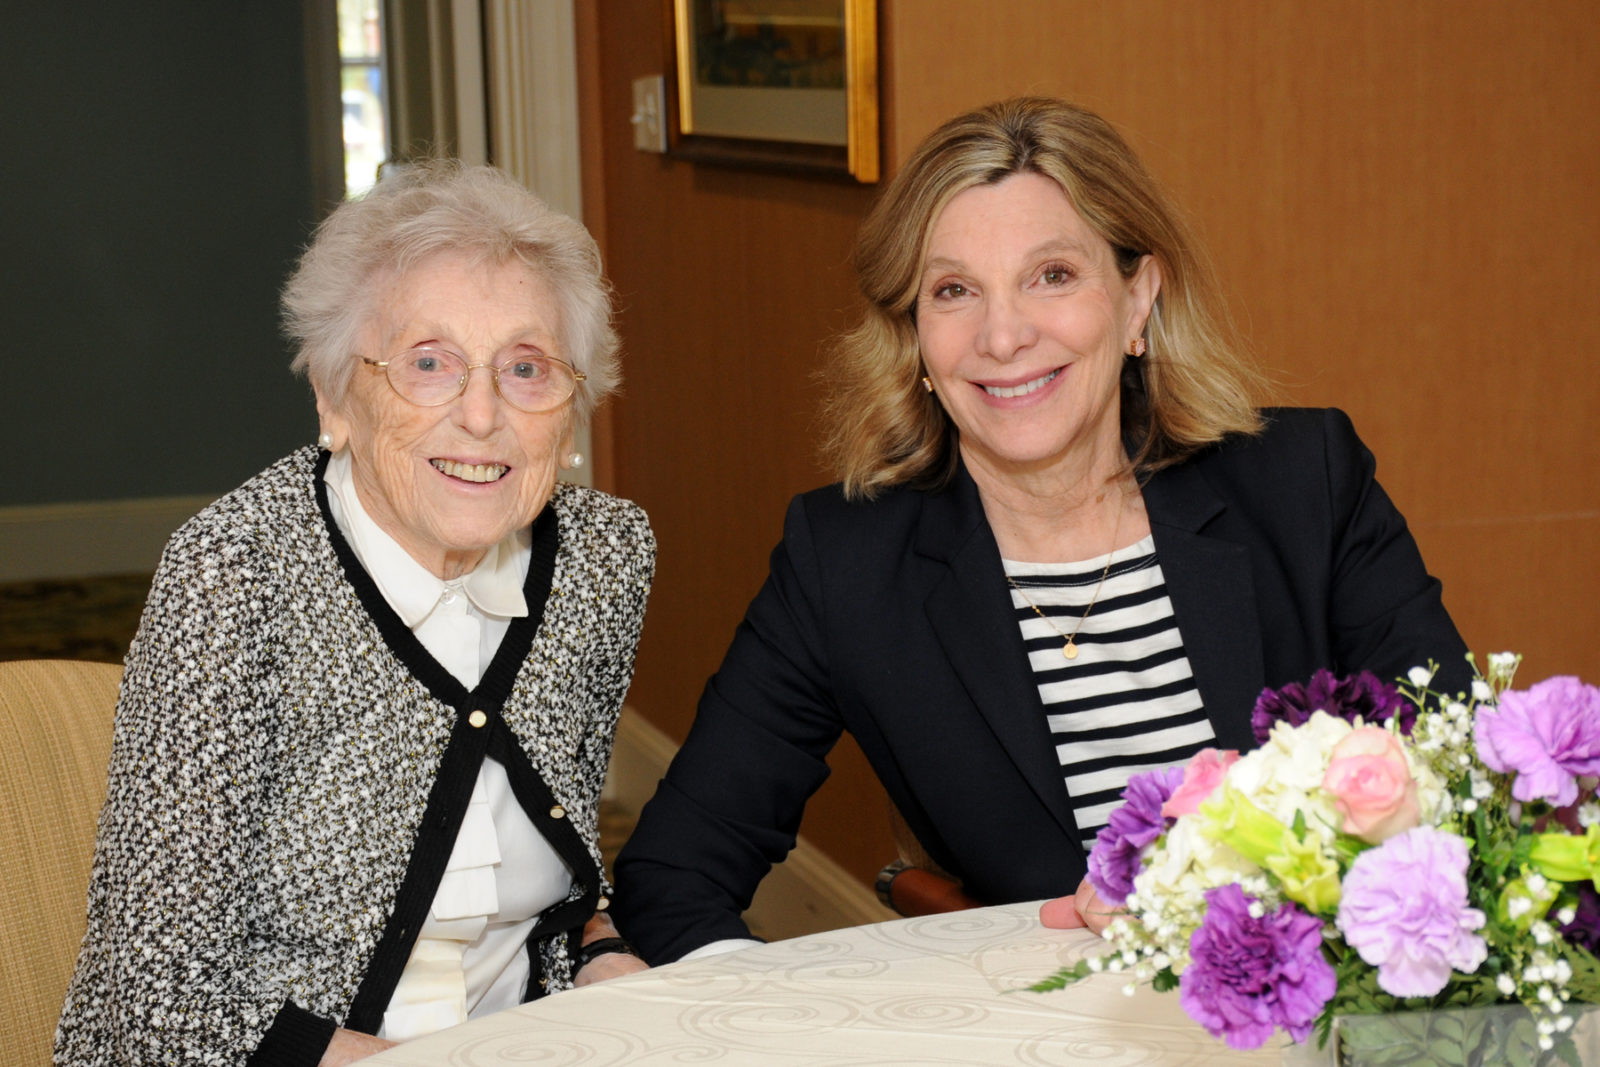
55, 448, 655, 1067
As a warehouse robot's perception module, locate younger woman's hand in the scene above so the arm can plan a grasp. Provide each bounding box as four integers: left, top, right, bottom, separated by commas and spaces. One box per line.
1039, 877, 1124, 936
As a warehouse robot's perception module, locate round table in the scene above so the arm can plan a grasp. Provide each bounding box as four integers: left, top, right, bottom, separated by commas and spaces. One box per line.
363, 901, 1288, 1065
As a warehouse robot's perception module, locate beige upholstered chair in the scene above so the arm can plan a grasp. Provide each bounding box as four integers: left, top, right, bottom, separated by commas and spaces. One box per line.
0, 659, 122, 1067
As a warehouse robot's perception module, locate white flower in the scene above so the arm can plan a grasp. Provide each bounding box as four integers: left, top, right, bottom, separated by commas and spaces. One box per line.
1471, 679, 1494, 702
1409, 665, 1436, 687
1408, 754, 1448, 824
1487, 652, 1520, 683
1133, 818, 1255, 902
1226, 711, 1350, 828
1579, 803, 1600, 828
1497, 973, 1517, 996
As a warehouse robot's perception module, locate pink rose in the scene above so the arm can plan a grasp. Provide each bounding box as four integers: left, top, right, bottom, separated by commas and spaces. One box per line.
1161, 748, 1240, 818
1323, 727, 1419, 843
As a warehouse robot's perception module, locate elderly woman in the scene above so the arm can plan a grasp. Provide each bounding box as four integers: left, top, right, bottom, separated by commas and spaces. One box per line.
56, 162, 654, 1066
613, 98, 1468, 962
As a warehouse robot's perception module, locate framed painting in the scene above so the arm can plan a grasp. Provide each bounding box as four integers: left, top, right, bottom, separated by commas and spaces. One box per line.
668, 0, 879, 182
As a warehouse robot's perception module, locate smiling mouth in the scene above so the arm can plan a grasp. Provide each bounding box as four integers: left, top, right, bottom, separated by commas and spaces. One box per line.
981, 368, 1061, 399
431, 458, 509, 483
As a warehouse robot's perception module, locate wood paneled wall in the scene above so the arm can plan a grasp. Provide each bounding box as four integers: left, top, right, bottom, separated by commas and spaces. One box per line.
884, 0, 1600, 683
583, 1, 893, 883
583, 0, 1599, 892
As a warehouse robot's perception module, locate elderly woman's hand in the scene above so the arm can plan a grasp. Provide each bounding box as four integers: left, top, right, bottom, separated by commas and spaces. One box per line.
318, 1028, 398, 1065
1039, 876, 1124, 937
574, 950, 649, 986
572, 911, 650, 987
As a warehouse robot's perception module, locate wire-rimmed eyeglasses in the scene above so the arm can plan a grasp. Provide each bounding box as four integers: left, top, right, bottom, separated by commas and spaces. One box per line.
361, 347, 585, 414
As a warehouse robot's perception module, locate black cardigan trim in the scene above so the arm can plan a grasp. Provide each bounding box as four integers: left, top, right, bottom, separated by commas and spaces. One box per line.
305, 450, 591, 1035
246, 1001, 337, 1067
310, 449, 559, 708
486, 726, 602, 1000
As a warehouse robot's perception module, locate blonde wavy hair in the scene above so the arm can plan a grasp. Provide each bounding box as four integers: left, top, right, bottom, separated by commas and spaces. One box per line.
822, 97, 1265, 498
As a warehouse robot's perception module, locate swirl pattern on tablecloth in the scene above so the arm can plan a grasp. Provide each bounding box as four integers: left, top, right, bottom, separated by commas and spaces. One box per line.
360, 902, 1286, 1066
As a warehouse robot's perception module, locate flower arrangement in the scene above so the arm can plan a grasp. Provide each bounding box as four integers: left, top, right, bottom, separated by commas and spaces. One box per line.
1032, 654, 1600, 1061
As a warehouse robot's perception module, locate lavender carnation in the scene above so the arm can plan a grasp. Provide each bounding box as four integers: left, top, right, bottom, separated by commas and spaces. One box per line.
1251, 669, 1409, 746
1336, 827, 1487, 997
1085, 764, 1184, 905
1559, 884, 1600, 954
1474, 676, 1600, 808
1178, 884, 1335, 1049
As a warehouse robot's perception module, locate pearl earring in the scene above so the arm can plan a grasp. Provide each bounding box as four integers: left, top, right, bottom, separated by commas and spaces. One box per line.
318, 432, 334, 450
566, 451, 585, 469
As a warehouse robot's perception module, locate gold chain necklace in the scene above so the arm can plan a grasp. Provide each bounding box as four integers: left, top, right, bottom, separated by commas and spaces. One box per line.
1006, 502, 1123, 661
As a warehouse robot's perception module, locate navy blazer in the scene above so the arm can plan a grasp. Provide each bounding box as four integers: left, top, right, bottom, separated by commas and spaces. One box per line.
614, 409, 1468, 963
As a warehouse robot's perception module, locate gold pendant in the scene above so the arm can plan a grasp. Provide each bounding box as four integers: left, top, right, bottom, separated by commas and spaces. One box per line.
1063, 639, 1078, 660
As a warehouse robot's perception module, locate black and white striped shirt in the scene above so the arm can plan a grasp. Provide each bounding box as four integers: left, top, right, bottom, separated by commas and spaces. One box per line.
1004, 535, 1214, 850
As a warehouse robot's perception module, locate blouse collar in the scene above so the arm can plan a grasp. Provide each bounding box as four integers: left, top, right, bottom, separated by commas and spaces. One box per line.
323, 450, 529, 626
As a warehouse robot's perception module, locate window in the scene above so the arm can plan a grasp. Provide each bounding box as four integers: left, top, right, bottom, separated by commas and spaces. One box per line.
338, 0, 388, 196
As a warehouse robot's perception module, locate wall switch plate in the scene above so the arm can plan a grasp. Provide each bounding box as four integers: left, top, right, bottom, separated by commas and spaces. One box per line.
631, 75, 668, 153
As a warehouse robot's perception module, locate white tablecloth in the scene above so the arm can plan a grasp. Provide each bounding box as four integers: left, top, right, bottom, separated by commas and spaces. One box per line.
365, 901, 1287, 1065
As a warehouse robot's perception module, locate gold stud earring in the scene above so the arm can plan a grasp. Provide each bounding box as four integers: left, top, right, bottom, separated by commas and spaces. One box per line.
1128, 338, 1147, 358
922, 376, 934, 394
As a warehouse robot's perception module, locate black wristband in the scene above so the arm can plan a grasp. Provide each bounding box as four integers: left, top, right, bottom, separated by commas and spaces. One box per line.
574, 935, 636, 970
875, 859, 910, 909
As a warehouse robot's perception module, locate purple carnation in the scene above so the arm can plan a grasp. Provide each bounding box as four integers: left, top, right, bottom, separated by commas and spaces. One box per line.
1336, 827, 1487, 997
1085, 764, 1185, 905
1251, 669, 1410, 746
1475, 676, 1600, 808
1559, 884, 1600, 954
1178, 884, 1336, 1049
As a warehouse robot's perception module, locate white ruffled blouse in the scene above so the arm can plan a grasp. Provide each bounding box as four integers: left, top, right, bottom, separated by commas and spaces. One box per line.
323, 452, 575, 1041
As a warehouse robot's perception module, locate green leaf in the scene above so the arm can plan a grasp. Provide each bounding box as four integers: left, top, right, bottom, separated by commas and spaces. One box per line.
1019, 960, 1092, 993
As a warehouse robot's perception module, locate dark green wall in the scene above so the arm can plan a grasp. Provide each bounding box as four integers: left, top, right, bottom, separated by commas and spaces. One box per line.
0, 4, 325, 506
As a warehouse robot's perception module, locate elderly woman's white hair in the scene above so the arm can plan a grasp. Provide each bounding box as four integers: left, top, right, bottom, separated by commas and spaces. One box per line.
283, 160, 619, 424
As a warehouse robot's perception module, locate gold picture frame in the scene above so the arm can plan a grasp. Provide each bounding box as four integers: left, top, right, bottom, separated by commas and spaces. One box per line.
668, 0, 879, 183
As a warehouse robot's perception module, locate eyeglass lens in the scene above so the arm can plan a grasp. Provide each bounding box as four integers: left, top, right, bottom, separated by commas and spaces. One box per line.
387, 347, 575, 412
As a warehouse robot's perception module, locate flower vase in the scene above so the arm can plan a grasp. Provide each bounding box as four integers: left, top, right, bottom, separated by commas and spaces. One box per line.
1281, 1003, 1600, 1066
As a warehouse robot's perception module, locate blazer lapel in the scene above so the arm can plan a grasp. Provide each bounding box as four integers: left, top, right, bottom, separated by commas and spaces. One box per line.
1142, 462, 1262, 753
915, 468, 1080, 841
